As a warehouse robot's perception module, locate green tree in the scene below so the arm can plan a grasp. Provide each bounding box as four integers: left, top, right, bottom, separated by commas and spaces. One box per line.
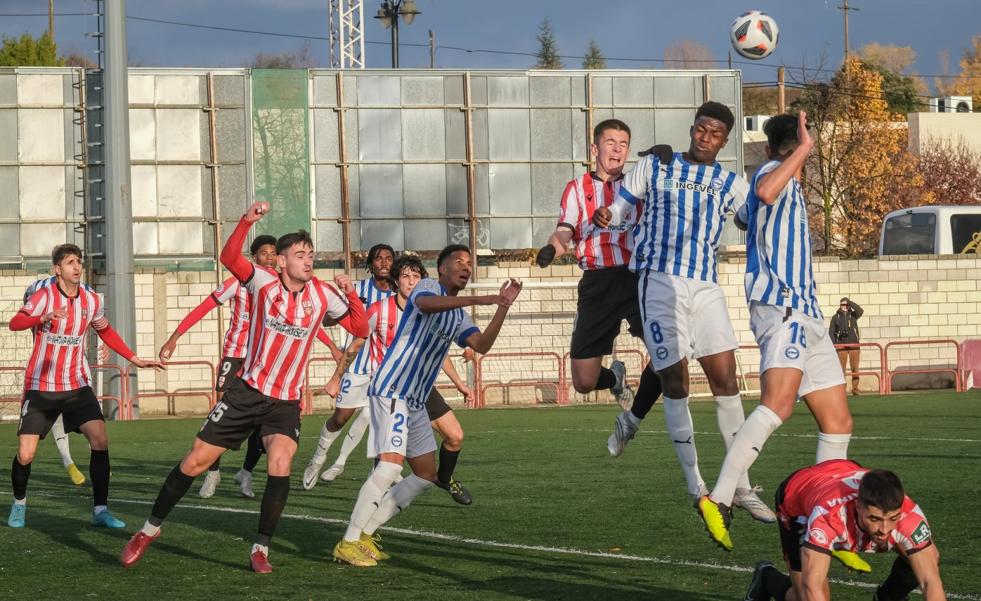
534, 18, 562, 69
0, 32, 63, 67
860, 60, 923, 115
581, 39, 605, 69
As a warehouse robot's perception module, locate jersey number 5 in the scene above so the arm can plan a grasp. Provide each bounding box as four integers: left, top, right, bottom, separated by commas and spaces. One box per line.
209, 402, 230, 423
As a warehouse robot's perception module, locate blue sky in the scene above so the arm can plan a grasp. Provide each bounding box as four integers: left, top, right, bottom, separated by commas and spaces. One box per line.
2, 0, 977, 92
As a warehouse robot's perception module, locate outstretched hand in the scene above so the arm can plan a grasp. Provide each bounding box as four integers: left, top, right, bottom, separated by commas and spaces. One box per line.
498, 278, 523, 306
797, 111, 813, 149
131, 357, 166, 371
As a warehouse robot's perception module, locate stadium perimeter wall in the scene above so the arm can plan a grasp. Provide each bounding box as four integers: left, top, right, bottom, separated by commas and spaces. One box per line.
1, 254, 977, 416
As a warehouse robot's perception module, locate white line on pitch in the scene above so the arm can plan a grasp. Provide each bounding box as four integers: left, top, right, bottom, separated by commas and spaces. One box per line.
87, 496, 974, 601
476, 428, 981, 444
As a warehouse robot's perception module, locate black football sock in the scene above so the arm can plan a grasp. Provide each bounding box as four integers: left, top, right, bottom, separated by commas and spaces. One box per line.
631, 363, 662, 420
595, 368, 617, 391
257, 475, 290, 546
437, 443, 460, 485
89, 450, 111, 507
149, 464, 195, 526
763, 565, 792, 601
875, 556, 919, 601
242, 431, 264, 473
11, 456, 31, 501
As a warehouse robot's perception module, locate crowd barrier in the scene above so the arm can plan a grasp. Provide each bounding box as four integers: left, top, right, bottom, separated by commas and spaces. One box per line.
0, 339, 972, 420
123, 360, 216, 420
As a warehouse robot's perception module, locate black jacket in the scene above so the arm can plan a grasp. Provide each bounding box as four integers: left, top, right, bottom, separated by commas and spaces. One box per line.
829, 301, 864, 345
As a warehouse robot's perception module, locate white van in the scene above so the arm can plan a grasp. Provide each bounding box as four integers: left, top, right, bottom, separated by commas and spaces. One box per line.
879, 205, 981, 255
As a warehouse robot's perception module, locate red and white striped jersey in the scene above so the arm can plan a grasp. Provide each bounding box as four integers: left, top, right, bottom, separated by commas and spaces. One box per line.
557, 172, 638, 270
212, 276, 251, 359
778, 460, 933, 556
19, 284, 108, 392
366, 296, 402, 372
240, 266, 351, 401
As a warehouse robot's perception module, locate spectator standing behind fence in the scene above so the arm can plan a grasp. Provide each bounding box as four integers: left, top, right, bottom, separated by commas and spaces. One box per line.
830, 297, 864, 395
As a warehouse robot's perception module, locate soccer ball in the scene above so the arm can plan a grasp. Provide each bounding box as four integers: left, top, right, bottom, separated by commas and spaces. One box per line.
730, 11, 779, 60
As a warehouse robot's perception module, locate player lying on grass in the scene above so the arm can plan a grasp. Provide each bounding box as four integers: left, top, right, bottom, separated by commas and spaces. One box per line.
333, 245, 521, 567
8, 243, 164, 529
120, 201, 368, 573
743, 460, 946, 601
158, 234, 278, 500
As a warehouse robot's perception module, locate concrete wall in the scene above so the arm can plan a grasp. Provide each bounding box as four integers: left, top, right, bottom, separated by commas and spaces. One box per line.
909, 112, 981, 155
2, 253, 978, 417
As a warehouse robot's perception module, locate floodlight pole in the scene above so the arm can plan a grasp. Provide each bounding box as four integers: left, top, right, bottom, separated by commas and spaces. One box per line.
103, 0, 138, 416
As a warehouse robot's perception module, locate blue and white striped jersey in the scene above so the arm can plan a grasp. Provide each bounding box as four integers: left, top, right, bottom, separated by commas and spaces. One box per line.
742, 160, 822, 319
24, 276, 94, 303
368, 278, 479, 410
341, 278, 395, 375
617, 153, 748, 283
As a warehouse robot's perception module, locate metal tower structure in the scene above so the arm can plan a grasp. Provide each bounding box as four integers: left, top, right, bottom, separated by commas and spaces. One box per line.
328, 0, 366, 68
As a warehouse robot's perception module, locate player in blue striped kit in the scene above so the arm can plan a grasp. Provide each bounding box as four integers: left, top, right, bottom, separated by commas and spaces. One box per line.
332, 244, 522, 567
302, 244, 395, 489
596, 102, 773, 522
698, 112, 853, 551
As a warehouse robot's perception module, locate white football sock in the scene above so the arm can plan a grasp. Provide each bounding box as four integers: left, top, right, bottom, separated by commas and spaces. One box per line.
140, 520, 160, 536
313, 422, 343, 460
625, 411, 643, 428
335, 408, 370, 466
363, 474, 434, 536
51, 415, 74, 468
711, 404, 783, 506
343, 461, 402, 542
662, 396, 705, 496
816, 432, 851, 463
715, 394, 753, 491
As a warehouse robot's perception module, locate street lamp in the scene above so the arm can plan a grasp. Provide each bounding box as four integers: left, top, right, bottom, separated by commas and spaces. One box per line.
374, 0, 420, 68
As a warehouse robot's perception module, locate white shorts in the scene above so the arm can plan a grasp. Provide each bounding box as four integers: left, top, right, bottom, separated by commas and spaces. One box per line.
334, 372, 370, 409
749, 301, 845, 398
366, 395, 437, 459
638, 270, 739, 371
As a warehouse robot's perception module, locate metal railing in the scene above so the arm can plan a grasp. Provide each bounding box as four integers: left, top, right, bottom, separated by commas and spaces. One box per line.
883, 340, 963, 393
124, 360, 216, 420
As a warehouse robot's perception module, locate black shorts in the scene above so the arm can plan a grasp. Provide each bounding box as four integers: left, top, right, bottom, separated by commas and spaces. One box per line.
570, 266, 643, 359
426, 388, 453, 422
197, 377, 301, 450
18, 387, 104, 438
775, 470, 806, 572
216, 356, 246, 392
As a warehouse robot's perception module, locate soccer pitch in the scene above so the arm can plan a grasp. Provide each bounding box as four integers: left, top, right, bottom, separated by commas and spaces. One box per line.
2, 391, 979, 601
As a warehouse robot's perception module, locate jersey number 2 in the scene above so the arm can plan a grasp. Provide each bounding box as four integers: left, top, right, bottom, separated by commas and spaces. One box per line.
392, 413, 405, 434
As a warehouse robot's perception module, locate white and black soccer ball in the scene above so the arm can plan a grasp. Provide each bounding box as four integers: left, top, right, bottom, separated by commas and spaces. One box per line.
730, 10, 779, 60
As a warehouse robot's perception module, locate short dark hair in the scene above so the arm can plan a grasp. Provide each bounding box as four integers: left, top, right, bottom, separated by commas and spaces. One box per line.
276, 230, 314, 255
859, 469, 905, 513
250, 235, 277, 257
763, 113, 800, 156
695, 101, 735, 133
390, 254, 428, 288
593, 118, 631, 144
52, 243, 82, 266
366, 243, 396, 269
437, 244, 470, 268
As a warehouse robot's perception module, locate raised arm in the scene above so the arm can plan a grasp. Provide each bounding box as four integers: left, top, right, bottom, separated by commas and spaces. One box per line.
327, 276, 369, 338
755, 111, 813, 206
536, 180, 579, 268
159, 295, 221, 360
462, 279, 523, 355
415, 293, 500, 314
849, 301, 864, 320
221, 201, 269, 282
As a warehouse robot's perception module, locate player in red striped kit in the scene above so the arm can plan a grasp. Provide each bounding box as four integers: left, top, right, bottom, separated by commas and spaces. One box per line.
535, 119, 665, 457
158, 234, 278, 499
743, 460, 946, 601
7, 244, 164, 529
121, 201, 368, 573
